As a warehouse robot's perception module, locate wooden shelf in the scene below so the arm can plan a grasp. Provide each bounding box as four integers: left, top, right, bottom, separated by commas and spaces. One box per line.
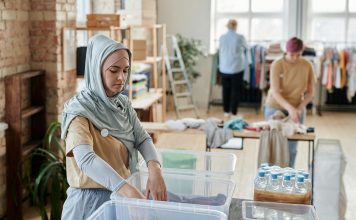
21, 106, 44, 119
22, 140, 42, 156
5, 70, 46, 219
0, 147, 5, 157
20, 70, 44, 80
76, 27, 111, 31
131, 89, 163, 110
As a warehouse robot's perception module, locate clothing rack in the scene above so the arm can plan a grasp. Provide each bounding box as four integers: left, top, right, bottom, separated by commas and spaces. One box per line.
316, 44, 356, 115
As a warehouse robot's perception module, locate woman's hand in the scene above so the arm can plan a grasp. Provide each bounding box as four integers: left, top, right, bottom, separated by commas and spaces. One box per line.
287, 106, 300, 123
117, 183, 146, 199
145, 161, 167, 201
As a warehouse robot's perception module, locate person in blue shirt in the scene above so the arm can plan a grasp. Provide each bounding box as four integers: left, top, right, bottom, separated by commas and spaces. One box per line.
219, 19, 247, 118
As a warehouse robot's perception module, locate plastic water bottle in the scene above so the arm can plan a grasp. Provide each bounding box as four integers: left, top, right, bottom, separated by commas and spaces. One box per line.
277, 172, 283, 185
295, 175, 307, 194
259, 163, 269, 168
267, 172, 280, 192
302, 171, 311, 191
290, 171, 297, 185
297, 169, 305, 176
254, 170, 267, 190
282, 174, 294, 193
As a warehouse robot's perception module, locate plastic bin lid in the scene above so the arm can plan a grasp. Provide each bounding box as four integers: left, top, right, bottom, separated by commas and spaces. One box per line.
242, 201, 319, 220
88, 199, 227, 220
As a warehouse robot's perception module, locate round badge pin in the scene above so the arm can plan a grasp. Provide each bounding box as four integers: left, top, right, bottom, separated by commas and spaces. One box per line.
101, 128, 109, 137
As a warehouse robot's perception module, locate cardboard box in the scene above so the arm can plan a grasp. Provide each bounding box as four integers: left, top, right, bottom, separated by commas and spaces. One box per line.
86, 14, 120, 28
133, 40, 147, 50
133, 50, 147, 61
132, 40, 147, 60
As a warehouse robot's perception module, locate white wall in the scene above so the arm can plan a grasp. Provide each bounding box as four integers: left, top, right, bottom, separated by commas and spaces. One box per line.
157, 0, 211, 50
157, 0, 216, 108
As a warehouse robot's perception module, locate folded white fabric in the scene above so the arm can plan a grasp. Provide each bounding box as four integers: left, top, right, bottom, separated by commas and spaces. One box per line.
181, 118, 205, 128
165, 120, 187, 131
221, 138, 243, 149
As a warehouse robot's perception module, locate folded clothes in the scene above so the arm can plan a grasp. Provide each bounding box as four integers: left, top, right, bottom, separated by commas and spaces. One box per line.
168, 192, 227, 206
147, 191, 227, 206
223, 117, 249, 131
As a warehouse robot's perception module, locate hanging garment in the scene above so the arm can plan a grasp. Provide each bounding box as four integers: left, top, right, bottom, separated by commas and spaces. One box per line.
255, 46, 261, 87
347, 52, 356, 102
339, 49, 347, 88
258, 129, 289, 167
322, 61, 329, 86
259, 47, 267, 89
243, 48, 251, 83
250, 46, 256, 88
335, 64, 342, 89
326, 60, 333, 90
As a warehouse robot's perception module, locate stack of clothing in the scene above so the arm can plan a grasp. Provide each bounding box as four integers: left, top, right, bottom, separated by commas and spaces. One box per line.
131, 74, 148, 99
165, 117, 249, 149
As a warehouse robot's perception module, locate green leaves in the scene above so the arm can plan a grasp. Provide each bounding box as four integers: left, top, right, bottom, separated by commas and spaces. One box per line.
21, 121, 67, 220
175, 34, 205, 82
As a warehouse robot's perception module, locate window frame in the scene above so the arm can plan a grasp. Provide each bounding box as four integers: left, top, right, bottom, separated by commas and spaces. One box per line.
304, 0, 356, 43
211, 0, 288, 52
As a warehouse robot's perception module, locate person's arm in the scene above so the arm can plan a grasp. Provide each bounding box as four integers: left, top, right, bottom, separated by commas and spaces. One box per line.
297, 63, 315, 112
241, 35, 248, 49
127, 100, 167, 201
73, 144, 145, 199
270, 61, 301, 123
136, 139, 167, 201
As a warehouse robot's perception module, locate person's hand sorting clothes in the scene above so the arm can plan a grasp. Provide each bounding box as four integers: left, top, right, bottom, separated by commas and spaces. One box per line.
145, 161, 167, 201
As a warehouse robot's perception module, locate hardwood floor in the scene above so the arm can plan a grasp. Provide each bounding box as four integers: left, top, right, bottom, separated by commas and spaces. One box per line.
163, 106, 356, 220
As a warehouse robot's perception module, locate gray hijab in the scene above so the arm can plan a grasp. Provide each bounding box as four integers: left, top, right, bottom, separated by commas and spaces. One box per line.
61, 34, 150, 173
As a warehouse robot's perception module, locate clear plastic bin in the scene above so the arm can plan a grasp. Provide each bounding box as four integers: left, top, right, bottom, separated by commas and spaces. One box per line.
112, 171, 236, 215
88, 199, 227, 220
242, 201, 319, 220
137, 149, 237, 180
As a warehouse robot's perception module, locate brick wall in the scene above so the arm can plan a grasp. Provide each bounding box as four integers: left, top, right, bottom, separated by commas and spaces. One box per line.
0, 0, 31, 216
0, 0, 77, 216
29, 0, 77, 123
0, 0, 31, 120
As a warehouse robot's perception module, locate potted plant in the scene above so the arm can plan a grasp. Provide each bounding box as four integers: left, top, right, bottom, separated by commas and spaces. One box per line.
175, 34, 205, 82
21, 122, 67, 220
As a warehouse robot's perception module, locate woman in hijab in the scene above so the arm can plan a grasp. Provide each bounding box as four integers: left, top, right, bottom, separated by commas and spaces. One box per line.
61, 35, 166, 219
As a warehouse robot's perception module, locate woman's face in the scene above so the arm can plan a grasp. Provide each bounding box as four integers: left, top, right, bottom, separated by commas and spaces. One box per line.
102, 50, 130, 97
285, 50, 303, 64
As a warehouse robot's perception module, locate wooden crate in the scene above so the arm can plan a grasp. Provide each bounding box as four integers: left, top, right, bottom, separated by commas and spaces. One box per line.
86, 14, 120, 28
254, 189, 311, 205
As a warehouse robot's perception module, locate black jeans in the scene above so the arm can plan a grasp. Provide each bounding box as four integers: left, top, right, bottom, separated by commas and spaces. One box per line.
220, 71, 243, 115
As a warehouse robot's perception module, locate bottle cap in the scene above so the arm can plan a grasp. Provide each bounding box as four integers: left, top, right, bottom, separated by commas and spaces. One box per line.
302, 171, 309, 179
258, 170, 266, 177
297, 175, 305, 183
283, 174, 291, 181
271, 172, 278, 179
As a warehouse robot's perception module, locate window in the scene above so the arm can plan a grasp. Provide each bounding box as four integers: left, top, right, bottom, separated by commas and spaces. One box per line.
211, 0, 286, 51
76, 0, 91, 46
307, 0, 356, 43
